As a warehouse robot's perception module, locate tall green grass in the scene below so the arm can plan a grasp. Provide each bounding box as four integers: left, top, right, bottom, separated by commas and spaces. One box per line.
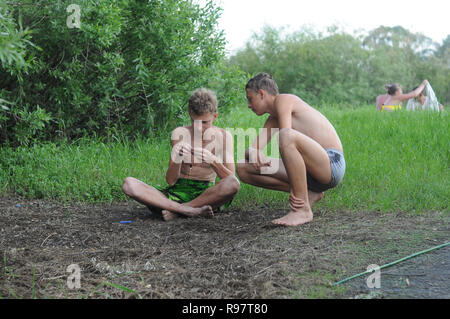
321, 106, 449, 213
0, 105, 448, 213
0, 137, 171, 202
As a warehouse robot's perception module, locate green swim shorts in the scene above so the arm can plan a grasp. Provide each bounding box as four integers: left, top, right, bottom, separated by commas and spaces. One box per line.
150, 178, 232, 214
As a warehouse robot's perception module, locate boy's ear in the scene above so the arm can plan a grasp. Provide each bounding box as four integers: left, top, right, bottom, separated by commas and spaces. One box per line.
257, 89, 265, 98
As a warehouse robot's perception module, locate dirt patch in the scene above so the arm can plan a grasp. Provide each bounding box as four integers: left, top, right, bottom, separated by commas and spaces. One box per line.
347, 246, 449, 299
1, 196, 448, 299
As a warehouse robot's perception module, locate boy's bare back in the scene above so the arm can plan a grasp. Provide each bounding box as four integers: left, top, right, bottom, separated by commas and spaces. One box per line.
274, 94, 343, 152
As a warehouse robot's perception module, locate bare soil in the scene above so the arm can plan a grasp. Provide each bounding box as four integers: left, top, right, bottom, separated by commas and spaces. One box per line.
1, 195, 448, 299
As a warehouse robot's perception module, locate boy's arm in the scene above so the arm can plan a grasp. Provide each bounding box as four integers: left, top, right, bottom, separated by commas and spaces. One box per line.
166, 128, 190, 186
401, 80, 428, 101
210, 155, 234, 179
213, 130, 235, 179
165, 139, 182, 186
246, 115, 278, 161
274, 95, 294, 130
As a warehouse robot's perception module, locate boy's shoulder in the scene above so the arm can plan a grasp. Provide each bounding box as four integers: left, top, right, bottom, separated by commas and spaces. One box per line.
208, 126, 233, 139
171, 125, 190, 133
274, 94, 308, 112
171, 126, 191, 140
170, 125, 231, 140
211, 125, 229, 133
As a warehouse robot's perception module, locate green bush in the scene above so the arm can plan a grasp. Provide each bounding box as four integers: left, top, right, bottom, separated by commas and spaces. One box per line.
0, 0, 247, 145
0, 1, 49, 145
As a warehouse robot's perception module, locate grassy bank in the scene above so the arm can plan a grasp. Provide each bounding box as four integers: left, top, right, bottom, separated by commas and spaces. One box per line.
0, 105, 448, 213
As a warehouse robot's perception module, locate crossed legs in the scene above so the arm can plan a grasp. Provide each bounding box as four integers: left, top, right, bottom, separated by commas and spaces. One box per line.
122, 175, 240, 221
237, 128, 331, 227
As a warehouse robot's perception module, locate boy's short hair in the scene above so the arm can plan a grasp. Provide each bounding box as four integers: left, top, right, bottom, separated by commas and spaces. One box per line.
188, 88, 218, 115
246, 72, 279, 96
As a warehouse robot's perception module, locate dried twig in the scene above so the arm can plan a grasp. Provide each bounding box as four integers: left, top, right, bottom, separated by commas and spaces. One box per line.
40, 233, 57, 247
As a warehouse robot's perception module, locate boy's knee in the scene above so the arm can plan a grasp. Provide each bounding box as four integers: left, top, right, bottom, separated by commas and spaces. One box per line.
236, 163, 246, 178
279, 128, 293, 142
121, 177, 136, 196
223, 175, 240, 196
279, 128, 298, 150
236, 163, 250, 182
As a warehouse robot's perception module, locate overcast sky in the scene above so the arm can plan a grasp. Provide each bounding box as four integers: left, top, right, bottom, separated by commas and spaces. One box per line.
199, 0, 450, 54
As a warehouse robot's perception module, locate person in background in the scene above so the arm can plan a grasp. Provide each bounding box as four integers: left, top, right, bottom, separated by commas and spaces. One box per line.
410, 85, 444, 112
380, 80, 428, 112
376, 91, 389, 110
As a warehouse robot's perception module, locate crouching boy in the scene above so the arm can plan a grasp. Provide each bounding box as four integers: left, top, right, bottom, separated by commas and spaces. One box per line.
237, 73, 345, 227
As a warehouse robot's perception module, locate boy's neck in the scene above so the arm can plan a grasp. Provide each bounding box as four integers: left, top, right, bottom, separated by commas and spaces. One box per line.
266, 94, 279, 117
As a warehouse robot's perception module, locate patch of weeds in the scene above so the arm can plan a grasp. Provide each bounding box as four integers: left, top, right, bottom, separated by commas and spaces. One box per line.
85, 281, 142, 299
288, 270, 347, 299
3, 254, 20, 279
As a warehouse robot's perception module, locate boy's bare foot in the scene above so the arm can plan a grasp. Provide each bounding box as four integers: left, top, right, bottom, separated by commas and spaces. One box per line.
192, 205, 214, 218
162, 205, 214, 221
271, 208, 313, 227
162, 210, 179, 221
308, 191, 324, 207
272, 192, 313, 226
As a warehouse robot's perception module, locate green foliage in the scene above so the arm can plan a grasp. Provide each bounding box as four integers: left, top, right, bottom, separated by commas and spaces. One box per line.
0, 1, 51, 146
363, 25, 438, 55
230, 25, 450, 107
0, 1, 34, 71
0, 0, 247, 145
1, 106, 448, 214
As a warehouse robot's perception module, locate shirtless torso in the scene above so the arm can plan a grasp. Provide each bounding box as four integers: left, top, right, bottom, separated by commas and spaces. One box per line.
276, 94, 343, 152
174, 126, 232, 182
262, 94, 343, 153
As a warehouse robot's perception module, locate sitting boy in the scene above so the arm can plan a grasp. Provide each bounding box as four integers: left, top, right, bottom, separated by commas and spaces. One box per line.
122, 88, 239, 221
236, 73, 345, 227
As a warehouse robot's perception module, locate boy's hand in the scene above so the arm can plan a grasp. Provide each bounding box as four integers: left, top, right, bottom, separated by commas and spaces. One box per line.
254, 154, 272, 171
248, 147, 271, 171
191, 147, 218, 164
172, 142, 191, 163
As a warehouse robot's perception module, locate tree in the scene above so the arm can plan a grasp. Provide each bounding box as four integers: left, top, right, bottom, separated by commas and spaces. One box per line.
230, 25, 449, 106
363, 25, 438, 56
0, 0, 246, 145
0, 1, 51, 145
435, 35, 450, 63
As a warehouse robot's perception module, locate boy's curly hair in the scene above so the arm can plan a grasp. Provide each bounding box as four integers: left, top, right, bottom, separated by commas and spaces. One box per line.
188, 88, 218, 115
246, 72, 279, 96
